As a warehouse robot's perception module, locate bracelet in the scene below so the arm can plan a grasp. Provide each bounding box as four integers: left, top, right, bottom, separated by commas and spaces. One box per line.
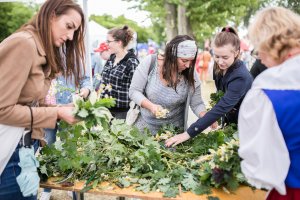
86, 89, 91, 98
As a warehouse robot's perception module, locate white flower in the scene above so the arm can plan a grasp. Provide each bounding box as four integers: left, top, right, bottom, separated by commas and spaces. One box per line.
196, 154, 213, 163
72, 94, 83, 105
98, 88, 104, 94
209, 160, 216, 168
105, 84, 112, 92
155, 107, 169, 119
54, 140, 63, 151
92, 125, 103, 132
100, 84, 105, 89
95, 73, 102, 80
209, 149, 216, 155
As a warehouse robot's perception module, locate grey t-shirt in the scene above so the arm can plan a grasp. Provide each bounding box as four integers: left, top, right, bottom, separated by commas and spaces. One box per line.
129, 55, 206, 135
135, 63, 188, 134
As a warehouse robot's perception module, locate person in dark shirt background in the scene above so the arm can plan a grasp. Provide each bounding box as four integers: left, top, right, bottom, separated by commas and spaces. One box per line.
250, 58, 267, 79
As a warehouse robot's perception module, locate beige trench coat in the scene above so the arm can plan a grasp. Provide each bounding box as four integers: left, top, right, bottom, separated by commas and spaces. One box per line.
0, 26, 58, 139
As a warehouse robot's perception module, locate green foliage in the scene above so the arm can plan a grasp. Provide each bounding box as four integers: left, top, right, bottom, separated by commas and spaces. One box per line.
123, 0, 166, 43
187, 0, 260, 41
89, 14, 153, 43
209, 91, 224, 108
38, 91, 245, 197
198, 136, 247, 192
125, 0, 265, 43
0, 2, 36, 42
276, 0, 300, 14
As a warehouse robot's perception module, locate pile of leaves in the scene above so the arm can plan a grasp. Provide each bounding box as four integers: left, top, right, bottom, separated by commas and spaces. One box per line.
38, 91, 246, 198
209, 91, 224, 108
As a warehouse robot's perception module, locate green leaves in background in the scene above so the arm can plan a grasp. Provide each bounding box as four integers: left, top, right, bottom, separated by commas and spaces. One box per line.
0, 2, 37, 42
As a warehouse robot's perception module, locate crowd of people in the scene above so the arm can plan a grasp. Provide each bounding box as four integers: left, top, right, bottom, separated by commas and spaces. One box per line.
0, 0, 299, 199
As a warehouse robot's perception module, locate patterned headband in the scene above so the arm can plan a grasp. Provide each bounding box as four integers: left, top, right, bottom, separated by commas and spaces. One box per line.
176, 40, 197, 58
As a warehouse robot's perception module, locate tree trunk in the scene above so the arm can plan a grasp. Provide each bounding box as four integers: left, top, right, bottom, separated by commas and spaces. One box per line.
164, 1, 177, 41
177, 0, 193, 37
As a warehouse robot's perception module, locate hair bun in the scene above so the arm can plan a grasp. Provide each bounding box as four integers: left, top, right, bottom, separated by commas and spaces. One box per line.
221, 26, 238, 36
122, 25, 129, 30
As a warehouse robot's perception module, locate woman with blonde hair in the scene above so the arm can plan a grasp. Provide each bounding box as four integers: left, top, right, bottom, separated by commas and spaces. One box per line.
0, 0, 86, 199
238, 7, 300, 199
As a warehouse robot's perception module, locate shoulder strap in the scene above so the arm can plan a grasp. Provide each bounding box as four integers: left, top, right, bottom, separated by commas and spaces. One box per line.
148, 54, 157, 75
23, 106, 33, 148
142, 54, 158, 98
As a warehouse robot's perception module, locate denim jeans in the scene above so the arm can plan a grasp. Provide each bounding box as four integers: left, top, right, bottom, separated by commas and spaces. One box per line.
0, 140, 39, 200
44, 126, 57, 145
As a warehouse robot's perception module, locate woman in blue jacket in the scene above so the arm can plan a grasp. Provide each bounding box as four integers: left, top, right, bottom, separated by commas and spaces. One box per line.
166, 27, 253, 146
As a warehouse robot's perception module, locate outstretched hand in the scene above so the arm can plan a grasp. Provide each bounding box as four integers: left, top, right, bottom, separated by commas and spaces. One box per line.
165, 132, 191, 147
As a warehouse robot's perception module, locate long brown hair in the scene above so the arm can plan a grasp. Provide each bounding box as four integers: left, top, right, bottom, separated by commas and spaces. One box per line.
213, 26, 240, 75
163, 35, 197, 91
21, 0, 85, 87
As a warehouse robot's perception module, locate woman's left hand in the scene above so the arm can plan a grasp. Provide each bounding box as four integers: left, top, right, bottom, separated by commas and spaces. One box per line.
165, 132, 191, 147
79, 88, 90, 98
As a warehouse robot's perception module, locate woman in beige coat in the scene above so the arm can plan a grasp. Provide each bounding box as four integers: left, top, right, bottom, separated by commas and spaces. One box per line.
0, 0, 86, 199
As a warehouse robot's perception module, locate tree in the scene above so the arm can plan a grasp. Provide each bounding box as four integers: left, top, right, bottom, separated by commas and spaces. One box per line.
177, 0, 192, 37
183, 0, 262, 42
125, 0, 264, 43
0, 2, 36, 42
164, 1, 177, 40
124, 0, 166, 42
276, 0, 300, 14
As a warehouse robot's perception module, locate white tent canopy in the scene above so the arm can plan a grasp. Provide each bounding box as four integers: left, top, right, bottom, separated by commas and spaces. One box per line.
88, 20, 108, 52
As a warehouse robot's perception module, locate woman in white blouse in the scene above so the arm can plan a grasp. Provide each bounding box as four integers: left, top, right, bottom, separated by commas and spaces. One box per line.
238, 7, 300, 200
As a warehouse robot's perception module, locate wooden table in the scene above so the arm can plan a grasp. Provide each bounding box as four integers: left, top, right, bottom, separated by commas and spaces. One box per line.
40, 178, 267, 200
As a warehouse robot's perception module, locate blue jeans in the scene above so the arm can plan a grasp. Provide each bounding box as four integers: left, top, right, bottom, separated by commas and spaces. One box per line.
0, 140, 39, 200
44, 126, 57, 145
